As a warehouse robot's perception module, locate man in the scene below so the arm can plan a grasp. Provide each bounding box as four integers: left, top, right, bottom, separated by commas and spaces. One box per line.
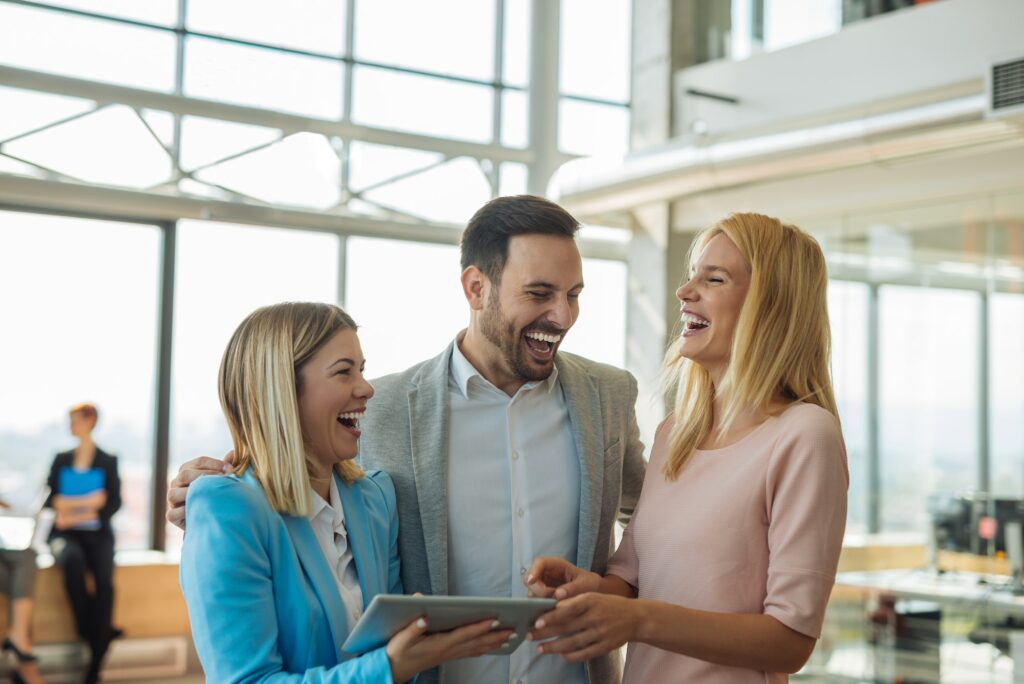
168, 195, 645, 684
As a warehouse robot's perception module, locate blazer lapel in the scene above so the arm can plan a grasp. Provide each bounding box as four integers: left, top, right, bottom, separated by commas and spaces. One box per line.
407, 345, 453, 595
334, 472, 381, 604
272, 486, 349, 653
556, 355, 604, 571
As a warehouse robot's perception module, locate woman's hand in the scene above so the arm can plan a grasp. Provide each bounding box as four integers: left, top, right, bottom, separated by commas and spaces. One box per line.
386, 616, 514, 683
524, 556, 601, 599
527, 593, 643, 662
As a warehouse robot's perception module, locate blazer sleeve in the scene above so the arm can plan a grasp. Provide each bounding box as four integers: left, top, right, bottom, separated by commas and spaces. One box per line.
617, 373, 646, 527
43, 453, 64, 508
180, 476, 395, 684
99, 452, 122, 525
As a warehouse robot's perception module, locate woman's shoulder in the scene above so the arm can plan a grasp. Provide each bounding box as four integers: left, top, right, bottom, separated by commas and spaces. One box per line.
189, 473, 271, 520
774, 402, 842, 441
357, 470, 397, 504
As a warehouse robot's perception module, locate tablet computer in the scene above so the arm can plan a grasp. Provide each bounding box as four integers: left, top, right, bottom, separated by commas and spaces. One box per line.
341, 594, 556, 656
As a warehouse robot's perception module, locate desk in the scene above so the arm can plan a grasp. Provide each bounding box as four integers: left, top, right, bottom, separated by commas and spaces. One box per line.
837, 569, 1024, 617
835, 569, 1024, 683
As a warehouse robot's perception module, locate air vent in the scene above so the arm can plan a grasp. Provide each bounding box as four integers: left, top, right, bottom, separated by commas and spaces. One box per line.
986, 56, 1024, 119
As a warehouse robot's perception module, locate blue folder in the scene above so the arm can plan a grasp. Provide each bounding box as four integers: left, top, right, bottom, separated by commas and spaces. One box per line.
57, 468, 105, 530
58, 467, 105, 496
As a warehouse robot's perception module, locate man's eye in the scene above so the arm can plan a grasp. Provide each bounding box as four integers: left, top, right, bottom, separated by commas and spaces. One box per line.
529, 291, 548, 298
336, 369, 351, 376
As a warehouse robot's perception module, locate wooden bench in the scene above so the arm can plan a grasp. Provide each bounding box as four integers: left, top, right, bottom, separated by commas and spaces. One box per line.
0, 551, 190, 643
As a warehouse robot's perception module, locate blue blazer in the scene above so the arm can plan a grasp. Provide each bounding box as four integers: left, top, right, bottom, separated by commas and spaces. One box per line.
180, 468, 402, 683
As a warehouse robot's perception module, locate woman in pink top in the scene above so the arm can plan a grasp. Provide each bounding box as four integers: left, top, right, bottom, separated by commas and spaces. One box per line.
525, 213, 848, 683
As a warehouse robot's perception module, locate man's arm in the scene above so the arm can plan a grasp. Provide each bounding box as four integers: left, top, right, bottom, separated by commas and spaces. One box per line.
617, 373, 646, 527
166, 453, 234, 530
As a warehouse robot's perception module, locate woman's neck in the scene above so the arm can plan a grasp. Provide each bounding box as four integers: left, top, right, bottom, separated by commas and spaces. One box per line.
308, 465, 332, 502
702, 387, 789, 450
74, 437, 96, 464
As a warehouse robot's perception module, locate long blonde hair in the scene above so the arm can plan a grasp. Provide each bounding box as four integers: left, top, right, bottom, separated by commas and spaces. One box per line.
218, 302, 364, 516
662, 213, 839, 479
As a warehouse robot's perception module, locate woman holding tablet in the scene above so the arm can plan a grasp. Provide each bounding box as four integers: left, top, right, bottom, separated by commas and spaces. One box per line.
180, 302, 511, 683
525, 214, 848, 682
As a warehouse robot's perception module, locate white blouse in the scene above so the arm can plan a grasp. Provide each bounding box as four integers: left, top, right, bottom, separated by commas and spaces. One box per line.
308, 476, 364, 632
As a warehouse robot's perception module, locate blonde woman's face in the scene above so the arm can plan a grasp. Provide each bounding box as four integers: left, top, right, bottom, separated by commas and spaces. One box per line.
675, 233, 750, 381
296, 328, 374, 473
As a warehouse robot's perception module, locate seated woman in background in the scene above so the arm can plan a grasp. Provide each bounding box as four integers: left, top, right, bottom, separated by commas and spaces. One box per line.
180, 302, 512, 683
525, 213, 848, 682
46, 402, 121, 684
0, 497, 45, 684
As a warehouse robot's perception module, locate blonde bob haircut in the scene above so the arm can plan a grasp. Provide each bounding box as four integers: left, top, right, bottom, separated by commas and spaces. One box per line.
218, 301, 364, 516
662, 212, 839, 480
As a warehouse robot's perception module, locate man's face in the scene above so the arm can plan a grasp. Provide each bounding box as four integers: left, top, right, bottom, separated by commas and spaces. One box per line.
479, 234, 584, 383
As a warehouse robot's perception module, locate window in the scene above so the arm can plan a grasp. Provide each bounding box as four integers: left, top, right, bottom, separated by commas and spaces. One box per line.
0, 211, 160, 549
990, 293, 1024, 498
167, 221, 339, 552
878, 285, 979, 532
828, 280, 869, 534
344, 238, 465, 377
185, 37, 345, 120
0, 3, 176, 91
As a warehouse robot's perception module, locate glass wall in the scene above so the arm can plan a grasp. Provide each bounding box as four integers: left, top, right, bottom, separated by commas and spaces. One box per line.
0, 0, 631, 224
0, 0, 634, 552
0, 211, 160, 549
816, 189, 1024, 536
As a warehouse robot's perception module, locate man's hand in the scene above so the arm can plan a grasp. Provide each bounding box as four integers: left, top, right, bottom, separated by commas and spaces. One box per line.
166, 452, 234, 531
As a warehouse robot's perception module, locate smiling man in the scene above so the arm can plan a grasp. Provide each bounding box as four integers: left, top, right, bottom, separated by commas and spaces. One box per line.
166, 195, 644, 684
357, 195, 646, 684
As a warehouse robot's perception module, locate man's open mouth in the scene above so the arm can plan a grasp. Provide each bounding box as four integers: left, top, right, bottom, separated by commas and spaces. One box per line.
523, 330, 561, 360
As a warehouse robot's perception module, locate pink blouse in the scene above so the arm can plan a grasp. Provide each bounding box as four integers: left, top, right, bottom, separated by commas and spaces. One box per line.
606, 402, 848, 683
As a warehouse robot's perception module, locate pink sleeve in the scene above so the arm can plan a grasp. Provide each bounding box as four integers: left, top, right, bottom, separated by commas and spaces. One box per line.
605, 415, 673, 588
763, 408, 848, 639
605, 507, 639, 587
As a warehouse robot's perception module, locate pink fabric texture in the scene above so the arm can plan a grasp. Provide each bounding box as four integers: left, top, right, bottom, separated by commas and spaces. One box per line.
606, 402, 848, 683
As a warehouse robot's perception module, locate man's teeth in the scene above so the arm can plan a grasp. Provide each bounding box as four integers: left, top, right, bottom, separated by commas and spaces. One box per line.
681, 313, 710, 328
524, 331, 561, 343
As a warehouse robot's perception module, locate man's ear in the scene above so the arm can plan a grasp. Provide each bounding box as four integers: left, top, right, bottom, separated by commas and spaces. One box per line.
461, 266, 489, 311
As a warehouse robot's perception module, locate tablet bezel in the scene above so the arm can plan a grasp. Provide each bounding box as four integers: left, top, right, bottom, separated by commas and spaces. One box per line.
341, 594, 556, 656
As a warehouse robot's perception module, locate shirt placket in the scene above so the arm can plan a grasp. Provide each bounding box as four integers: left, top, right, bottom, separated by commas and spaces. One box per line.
507, 390, 533, 684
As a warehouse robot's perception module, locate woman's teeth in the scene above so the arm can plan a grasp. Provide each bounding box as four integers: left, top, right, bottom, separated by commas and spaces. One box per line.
337, 412, 363, 427
681, 312, 710, 329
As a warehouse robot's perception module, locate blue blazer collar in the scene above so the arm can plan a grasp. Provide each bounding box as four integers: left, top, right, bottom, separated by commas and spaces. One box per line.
240, 470, 379, 655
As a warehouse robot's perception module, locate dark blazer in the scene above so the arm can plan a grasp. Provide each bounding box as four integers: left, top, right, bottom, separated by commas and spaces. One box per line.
45, 447, 122, 537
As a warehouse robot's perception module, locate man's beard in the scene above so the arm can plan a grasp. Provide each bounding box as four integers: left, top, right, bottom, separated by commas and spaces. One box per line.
480, 290, 555, 383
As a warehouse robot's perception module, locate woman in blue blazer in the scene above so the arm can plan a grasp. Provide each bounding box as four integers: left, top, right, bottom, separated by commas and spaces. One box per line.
180, 302, 511, 683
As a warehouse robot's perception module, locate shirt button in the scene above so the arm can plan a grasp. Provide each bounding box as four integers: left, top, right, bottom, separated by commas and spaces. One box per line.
517, 507, 524, 517
520, 566, 527, 575
512, 451, 519, 461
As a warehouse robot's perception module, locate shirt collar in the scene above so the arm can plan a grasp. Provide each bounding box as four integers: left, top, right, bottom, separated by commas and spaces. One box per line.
450, 335, 559, 399
307, 474, 345, 531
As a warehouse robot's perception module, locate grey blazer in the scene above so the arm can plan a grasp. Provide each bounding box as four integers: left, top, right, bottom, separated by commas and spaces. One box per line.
359, 341, 647, 684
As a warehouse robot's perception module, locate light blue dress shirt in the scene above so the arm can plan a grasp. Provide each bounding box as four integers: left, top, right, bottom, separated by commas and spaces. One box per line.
445, 342, 585, 684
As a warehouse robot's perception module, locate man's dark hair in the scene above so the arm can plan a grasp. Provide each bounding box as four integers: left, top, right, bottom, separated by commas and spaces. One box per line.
460, 195, 580, 284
